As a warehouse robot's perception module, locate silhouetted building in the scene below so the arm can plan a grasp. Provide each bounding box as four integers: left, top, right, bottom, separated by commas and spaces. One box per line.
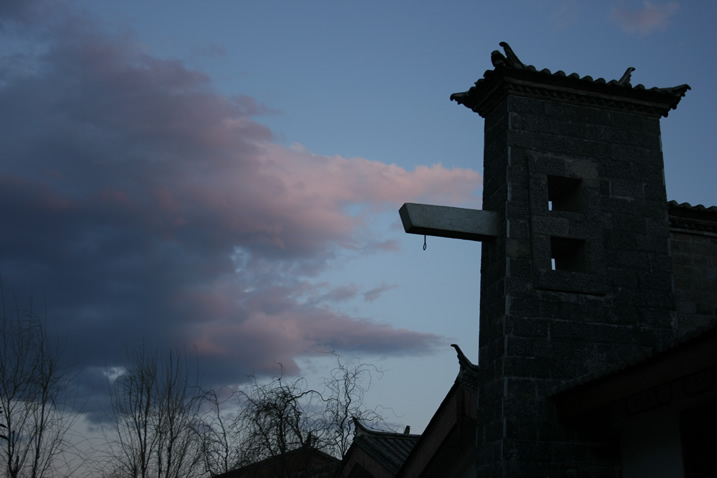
235, 42, 716, 478
214, 443, 340, 478
387, 43, 716, 477
338, 419, 421, 478
393, 345, 480, 478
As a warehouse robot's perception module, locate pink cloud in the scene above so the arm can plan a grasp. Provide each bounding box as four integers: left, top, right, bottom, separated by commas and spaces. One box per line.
192, 304, 443, 376
235, 94, 280, 116
611, 1, 679, 35
0, 4, 475, 391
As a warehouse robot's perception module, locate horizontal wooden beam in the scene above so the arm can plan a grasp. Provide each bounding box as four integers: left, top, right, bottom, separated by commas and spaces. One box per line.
399, 203, 498, 242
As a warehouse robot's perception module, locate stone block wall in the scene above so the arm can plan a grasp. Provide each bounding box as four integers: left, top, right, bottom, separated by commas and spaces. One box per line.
476, 94, 679, 477
669, 203, 717, 334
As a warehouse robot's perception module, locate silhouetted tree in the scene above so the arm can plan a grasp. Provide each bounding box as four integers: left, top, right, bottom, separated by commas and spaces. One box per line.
200, 354, 386, 476
105, 345, 204, 478
318, 354, 384, 458
0, 294, 74, 478
195, 388, 242, 477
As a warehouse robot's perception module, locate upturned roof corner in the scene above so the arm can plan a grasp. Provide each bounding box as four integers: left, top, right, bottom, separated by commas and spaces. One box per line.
452, 344, 479, 391
451, 41, 690, 118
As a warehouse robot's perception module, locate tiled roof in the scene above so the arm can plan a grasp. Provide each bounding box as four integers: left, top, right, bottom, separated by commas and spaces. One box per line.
215, 445, 340, 478
668, 200, 717, 214
392, 346, 479, 477
450, 42, 690, 118
668, 200, 717, 233
352, 420, 421, 474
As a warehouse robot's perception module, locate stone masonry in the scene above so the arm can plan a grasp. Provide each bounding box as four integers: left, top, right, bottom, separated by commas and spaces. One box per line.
451, 43, 690, 477
669, 201, 717, 334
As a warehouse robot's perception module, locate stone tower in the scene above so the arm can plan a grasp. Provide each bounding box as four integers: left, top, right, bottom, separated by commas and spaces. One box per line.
450, 43, 690, 476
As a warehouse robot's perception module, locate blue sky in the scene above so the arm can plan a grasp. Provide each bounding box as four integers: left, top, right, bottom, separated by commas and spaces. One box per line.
1, 0, 715, 439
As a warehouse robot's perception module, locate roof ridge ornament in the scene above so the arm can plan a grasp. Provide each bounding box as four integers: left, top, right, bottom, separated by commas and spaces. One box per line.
451, 42, 690, 118
491, 41, 526, 69
451, 343, 476, 370
452, 344, 480, 391
617, 66, 635, 87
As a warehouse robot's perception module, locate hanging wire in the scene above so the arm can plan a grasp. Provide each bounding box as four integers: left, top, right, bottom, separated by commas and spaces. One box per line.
423, 235, 427, 251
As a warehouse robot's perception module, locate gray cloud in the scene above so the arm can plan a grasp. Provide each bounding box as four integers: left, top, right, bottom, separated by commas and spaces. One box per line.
363, 283, 400, 303
0, 5, 477, 401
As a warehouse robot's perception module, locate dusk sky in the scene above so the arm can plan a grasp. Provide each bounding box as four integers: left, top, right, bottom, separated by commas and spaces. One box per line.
1, 0, 716, 438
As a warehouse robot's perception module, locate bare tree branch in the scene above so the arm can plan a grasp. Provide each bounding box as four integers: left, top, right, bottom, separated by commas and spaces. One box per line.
0, 290, 76, 478
105, 344, 204, 478
198, 353, 387, 477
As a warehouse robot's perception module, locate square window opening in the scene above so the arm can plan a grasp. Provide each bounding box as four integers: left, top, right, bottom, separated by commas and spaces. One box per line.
550, 237, 587, 272
548, 176, 583, 212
